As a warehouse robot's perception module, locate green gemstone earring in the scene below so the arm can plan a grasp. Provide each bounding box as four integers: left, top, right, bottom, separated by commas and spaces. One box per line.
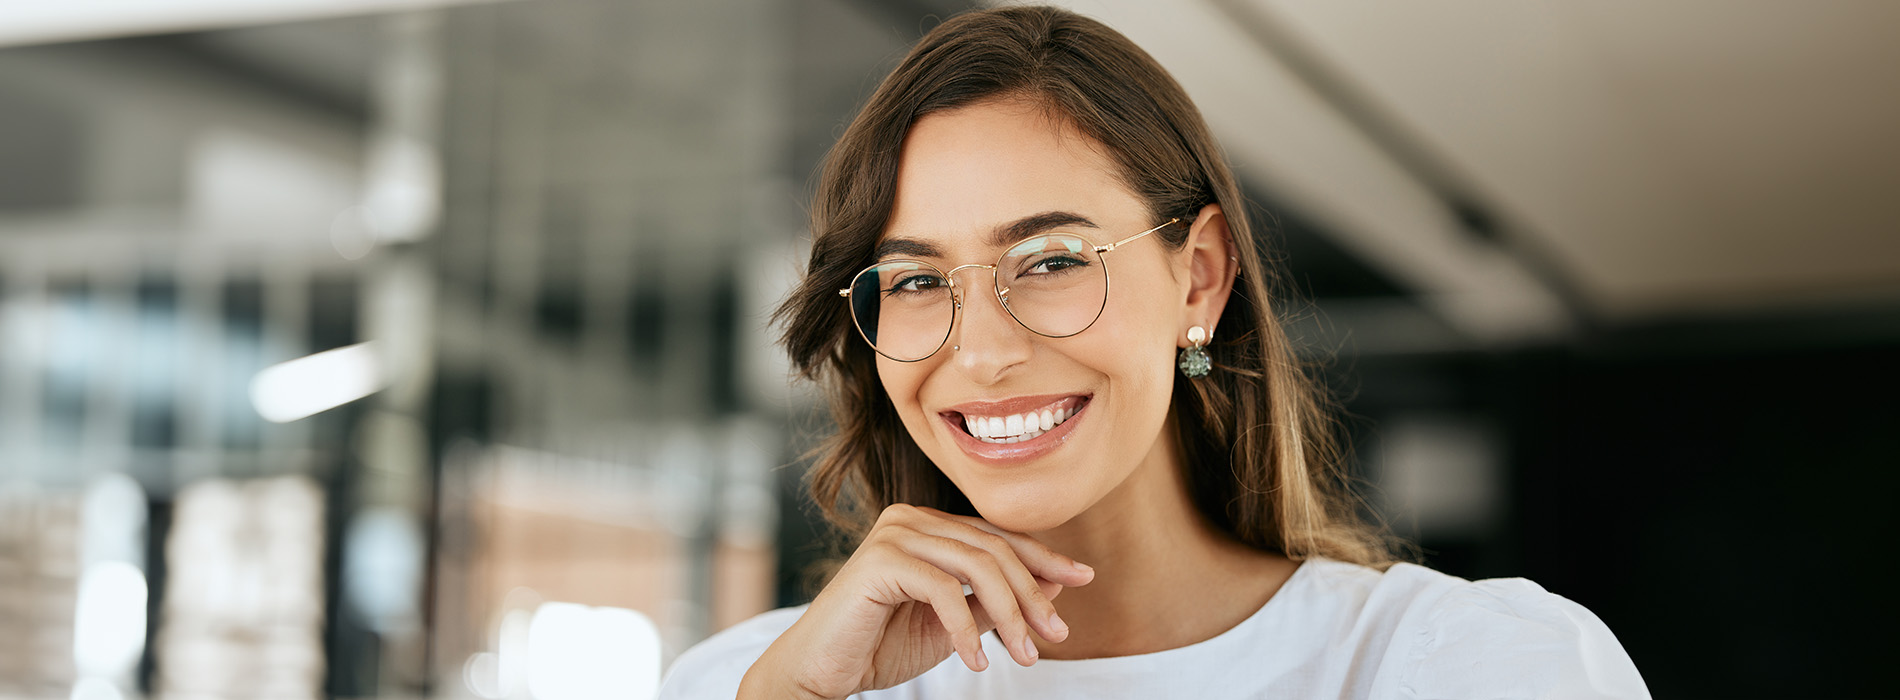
1178, 325, 1211, 378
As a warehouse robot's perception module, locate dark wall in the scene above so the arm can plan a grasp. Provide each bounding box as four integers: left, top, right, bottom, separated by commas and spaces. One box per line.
1336, 313, 1900, 698
1496, 329, 1899, 698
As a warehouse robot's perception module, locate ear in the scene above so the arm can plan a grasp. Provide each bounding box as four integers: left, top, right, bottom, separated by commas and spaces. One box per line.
1178, 202, 1238, 346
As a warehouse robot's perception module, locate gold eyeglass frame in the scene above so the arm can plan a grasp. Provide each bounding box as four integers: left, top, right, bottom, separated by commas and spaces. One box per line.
838, 218, 1179, 362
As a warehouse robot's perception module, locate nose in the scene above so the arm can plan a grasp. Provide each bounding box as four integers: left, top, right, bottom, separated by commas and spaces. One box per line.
947, 266, 1033, 384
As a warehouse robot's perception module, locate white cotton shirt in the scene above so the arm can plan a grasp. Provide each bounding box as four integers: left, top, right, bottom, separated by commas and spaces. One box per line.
657, 557, 1650, 699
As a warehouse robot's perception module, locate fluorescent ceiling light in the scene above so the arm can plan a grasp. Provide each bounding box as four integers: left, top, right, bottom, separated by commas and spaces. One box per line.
0, 0, 511, 48
250, 341, 384, 423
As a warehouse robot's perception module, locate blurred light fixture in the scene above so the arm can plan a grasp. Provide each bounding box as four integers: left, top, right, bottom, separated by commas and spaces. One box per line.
68, 677, 125, 700
363, 134, 441, 243
497, 603, 533, 699
342, 507, 424, 633
249, 341, 384, 423
462, 651, 502, 700
331, 206, 378, 261
80, 474, 147, 570
526, 602, 662, 700
0, 0, 496, 48
73, 561, 147, 678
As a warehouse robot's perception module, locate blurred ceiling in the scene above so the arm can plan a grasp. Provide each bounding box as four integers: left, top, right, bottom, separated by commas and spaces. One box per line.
0, 0, 499, 47
5, 0, 1896, 348
1046, 0, 1900, 342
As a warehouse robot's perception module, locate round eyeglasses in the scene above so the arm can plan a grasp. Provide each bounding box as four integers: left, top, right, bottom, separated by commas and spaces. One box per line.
838, 218, 1178, 362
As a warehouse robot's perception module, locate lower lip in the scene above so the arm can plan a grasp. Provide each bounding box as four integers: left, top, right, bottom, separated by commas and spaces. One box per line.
940, 398, 1091, 465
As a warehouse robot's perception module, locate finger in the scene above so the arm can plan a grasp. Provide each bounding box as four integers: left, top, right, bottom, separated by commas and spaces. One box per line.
892, 558, 990, 672
899, 513, 1076, 642
968, 578, 1063, 629
1038, 577, 1064, 602
897, 534, 1041, 666
913, 507, 1096, 586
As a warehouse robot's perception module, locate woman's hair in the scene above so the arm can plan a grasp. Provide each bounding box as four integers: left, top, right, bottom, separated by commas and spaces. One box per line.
775, 6, 1401, 569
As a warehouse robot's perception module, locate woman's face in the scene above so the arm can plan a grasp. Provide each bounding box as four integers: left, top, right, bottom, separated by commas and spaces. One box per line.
875, 99, 1196, 534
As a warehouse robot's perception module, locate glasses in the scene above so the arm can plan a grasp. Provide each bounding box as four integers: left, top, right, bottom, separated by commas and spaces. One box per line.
838, 218, 1178, 362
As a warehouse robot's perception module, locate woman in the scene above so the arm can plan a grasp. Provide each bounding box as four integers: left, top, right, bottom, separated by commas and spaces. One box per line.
661, 6, 1646, 699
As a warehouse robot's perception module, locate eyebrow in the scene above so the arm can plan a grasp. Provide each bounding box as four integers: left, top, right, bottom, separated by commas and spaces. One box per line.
873, 211, 1099, 260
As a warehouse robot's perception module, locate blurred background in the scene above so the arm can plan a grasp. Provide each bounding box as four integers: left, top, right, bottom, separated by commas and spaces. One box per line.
0, 0, 1894, 698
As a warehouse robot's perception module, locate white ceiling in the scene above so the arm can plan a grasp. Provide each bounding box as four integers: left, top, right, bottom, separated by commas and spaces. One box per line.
0, 0, 500, 48
1040, 0, 1900, 341
7, 0, 1896, 340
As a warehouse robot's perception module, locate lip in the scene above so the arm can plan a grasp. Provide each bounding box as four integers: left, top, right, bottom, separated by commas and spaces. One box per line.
938, 393, 1092, 465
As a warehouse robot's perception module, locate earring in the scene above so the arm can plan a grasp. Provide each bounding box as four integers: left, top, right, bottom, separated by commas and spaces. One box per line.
1178, 325, 1211, 378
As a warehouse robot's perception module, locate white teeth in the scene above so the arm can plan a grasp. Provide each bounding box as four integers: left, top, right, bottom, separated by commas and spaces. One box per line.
962, 399, 1084, 444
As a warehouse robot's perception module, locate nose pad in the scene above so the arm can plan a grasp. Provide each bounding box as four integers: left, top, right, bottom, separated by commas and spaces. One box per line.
949, 272, 1027, 348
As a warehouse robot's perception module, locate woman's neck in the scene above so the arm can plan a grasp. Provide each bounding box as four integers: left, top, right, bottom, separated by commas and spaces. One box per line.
1028, 427, 1298, 660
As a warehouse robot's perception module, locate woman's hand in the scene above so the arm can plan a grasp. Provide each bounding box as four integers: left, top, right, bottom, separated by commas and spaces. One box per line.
740, 504, 1096, 699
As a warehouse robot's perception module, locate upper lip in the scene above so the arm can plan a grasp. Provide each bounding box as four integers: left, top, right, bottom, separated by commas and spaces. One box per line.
940, 392, 1090, 417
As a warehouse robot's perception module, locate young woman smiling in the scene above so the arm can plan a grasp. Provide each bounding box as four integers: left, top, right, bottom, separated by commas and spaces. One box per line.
660, 6, 1646, 699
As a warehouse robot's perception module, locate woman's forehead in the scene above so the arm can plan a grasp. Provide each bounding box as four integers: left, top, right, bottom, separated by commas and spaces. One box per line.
874, 211, 1103, 261
882, 103, 1137, 256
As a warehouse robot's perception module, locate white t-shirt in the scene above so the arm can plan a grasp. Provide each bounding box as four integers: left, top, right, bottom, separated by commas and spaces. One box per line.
657, 557, 1650, 699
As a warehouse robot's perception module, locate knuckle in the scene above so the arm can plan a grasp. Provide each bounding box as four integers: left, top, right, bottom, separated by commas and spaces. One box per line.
920, 563, 962, 592
1035, 586, 1057, 609
971, 569, 1021, 610
972, 530, 1011, 553
876, 503, 916, 525
956, 621, 983, 641
946, 537, 988, 560
1047, 545, 1073, 564
863, 535, 903, 559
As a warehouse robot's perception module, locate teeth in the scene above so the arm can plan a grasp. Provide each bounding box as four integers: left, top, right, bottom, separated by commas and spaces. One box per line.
960, 399, 1084, 444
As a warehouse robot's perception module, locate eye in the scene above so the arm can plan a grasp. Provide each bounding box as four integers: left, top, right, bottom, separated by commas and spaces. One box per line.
886, 273, 947, 295
1023, 254, 1090, 276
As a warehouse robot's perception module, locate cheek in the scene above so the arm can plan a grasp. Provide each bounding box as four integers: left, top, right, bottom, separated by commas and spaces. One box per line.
875, 358, 935, 430
1090, 274, 1181, 386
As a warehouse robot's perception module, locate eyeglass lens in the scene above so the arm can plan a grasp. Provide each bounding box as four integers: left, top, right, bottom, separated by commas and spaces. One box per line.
849, 233, 1109, 361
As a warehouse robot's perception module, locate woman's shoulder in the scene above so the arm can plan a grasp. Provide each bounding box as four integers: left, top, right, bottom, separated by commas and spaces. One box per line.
656, 605, 808, 700
1306, 559, 1650, 699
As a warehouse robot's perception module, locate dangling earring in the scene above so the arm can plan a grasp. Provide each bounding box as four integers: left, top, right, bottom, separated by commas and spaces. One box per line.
1178, 325, 1211, 378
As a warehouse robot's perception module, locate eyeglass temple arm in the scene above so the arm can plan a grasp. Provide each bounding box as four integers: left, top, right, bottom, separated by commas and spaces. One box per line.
839, 218, 1180, 296
1096, 218, 1180, 253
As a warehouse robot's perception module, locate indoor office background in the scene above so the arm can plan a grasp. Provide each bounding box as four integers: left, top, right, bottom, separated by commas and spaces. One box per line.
0, 1, 1894, 699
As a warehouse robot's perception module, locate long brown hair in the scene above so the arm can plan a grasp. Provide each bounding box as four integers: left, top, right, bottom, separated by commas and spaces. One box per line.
775, 6, 1401, 569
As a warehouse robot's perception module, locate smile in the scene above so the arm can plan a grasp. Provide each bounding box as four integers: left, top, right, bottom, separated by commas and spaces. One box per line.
956, 396, 1087, 443
939, 394, 1092, 463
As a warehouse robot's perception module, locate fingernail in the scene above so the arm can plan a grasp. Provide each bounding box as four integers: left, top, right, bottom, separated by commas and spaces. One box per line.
1024, 637, 1039, 663
1071, 561, 1094, 576
975, 646, 989, 671
1048, 611, 1069, 636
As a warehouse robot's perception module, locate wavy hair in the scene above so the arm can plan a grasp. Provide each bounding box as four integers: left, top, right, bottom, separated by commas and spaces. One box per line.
774, 6, 1401, 569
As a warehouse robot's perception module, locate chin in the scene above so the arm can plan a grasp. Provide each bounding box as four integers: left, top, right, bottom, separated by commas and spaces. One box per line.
962, 486, 1084, 534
